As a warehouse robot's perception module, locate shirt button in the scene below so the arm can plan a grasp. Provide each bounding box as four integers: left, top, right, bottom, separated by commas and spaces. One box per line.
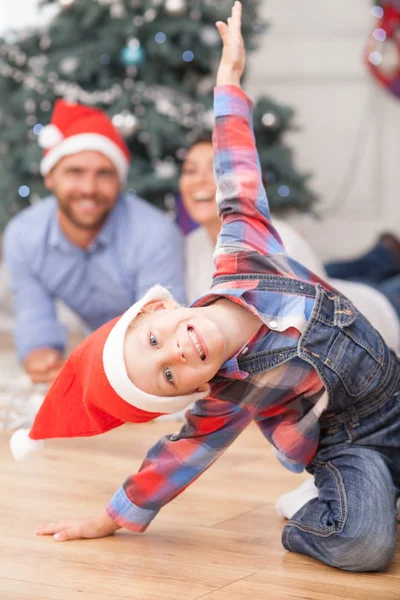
241, 346, 249, 355
269, 320, 278, 329
299, 284, 304, 290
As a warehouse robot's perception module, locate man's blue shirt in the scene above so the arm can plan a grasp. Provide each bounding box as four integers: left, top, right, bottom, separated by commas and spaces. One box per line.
3, 193, 186, 359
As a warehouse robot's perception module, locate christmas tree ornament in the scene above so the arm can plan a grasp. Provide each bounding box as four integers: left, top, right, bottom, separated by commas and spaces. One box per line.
365, 1, 400, 98
40, 100, 53, 112
200, 25, 221, 46
121, 39, 145, 66
164, 0, 186, 16
60, 56, 80, 74
24, 99, 36, 113
262, 111, 280, 129
112, 110, 138, 138
144, 8, 157, 21
155, 158, 177, 178
110, 2, 126, 18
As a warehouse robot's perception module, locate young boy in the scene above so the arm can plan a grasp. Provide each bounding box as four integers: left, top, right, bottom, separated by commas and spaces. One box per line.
17, 2, 400, 571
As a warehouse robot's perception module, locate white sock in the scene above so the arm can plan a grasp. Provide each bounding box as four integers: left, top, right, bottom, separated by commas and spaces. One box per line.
275, 477, 318, 520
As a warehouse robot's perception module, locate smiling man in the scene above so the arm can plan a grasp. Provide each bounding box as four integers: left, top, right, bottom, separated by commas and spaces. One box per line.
3, 100, 185, 384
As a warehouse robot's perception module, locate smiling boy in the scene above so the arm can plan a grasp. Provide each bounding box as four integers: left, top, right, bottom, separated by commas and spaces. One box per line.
16, 2, 400, 572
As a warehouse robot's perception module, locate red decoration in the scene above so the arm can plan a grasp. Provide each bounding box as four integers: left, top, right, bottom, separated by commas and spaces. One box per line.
365, 1, 400, 98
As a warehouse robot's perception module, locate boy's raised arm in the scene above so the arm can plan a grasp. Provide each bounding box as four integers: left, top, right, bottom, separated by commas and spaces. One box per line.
213, 2, 284, 260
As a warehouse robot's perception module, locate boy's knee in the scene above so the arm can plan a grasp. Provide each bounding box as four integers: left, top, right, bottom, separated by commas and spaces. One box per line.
330, 523, 397, 572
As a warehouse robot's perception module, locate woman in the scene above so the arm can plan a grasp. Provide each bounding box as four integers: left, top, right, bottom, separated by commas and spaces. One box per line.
179, 137, 400, 352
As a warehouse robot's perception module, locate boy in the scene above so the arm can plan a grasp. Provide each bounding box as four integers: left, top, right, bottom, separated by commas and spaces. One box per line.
17, 2, 400, 571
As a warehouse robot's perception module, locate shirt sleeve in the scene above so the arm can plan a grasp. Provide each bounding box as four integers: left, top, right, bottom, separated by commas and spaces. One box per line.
3, 225, 66, 360
135, 217, 186, 306
213, 85, 285, 262
105, 398, 253, 532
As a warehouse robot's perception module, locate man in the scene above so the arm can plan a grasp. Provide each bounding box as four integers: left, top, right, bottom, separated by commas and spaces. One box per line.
3, 100, 185, 384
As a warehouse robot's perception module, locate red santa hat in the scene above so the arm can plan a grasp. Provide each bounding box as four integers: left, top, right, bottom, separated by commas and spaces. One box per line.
9, 285, 208, 460
39, 100, 131, 181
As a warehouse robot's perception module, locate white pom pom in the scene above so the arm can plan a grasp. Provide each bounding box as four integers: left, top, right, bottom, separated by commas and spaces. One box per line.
10, 428, 44, 461
38, 124, 63, 149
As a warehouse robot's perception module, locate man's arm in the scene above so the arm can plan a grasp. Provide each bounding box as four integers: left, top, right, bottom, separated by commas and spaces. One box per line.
3, 223, 66, 380
135, 216, 186, 305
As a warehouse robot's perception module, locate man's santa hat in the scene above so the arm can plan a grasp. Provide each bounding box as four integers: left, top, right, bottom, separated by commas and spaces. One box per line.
10, 286, 208, 460
39, 100, 131, 181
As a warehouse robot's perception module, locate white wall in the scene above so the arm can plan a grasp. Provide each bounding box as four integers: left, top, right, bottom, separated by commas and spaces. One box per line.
0, 0, 56, 34
2, 0, 399, 260
247, 0, 400, 261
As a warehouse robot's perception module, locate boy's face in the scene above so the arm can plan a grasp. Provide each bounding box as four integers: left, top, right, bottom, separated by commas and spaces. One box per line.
123, 300, 226, 398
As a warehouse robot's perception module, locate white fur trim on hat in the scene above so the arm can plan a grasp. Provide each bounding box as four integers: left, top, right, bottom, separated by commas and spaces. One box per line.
103, 285, 208, 414
10, 428, 44, 461
39, 133, 129, 181
38, 124, 64, 149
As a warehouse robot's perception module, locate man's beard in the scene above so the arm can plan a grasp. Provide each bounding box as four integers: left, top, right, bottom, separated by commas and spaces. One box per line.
58, 197, 112, 231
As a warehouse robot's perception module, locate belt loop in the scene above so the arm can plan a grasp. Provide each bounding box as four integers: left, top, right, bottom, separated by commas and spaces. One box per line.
347, 405, 360, 428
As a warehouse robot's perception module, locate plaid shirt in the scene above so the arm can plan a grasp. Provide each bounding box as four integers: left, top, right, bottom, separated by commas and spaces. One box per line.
106, 85, 332, 533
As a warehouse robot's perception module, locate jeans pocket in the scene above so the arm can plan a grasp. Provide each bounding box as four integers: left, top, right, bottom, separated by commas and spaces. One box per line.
323, 313, 385, 397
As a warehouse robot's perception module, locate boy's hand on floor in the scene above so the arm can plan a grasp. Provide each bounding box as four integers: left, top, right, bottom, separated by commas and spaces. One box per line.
216, 1, 245, 88
36, 514, 121, 541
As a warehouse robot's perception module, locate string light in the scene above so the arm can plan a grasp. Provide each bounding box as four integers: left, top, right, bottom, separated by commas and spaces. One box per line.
18, 186, 30, 198
182, 50, 194, 62
155, 32, 166, 43
370, 5, 384, 18
277, 185, 290, 198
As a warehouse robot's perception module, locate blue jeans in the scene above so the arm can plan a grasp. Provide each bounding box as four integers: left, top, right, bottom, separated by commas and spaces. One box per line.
325, 241, 400, 319
283, 286, 400, 572
325, 240, 399, 284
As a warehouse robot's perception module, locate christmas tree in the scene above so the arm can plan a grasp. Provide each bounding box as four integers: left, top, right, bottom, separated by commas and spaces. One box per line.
0, 0, 317, 229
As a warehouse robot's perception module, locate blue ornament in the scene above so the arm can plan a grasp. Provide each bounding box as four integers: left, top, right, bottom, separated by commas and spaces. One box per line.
121, 43, 145, 66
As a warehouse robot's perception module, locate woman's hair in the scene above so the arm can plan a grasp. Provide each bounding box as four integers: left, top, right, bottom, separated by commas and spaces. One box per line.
186, 132, 213, 153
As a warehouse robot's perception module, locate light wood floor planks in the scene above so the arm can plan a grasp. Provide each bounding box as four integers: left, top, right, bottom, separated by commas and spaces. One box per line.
0, 421, 399, 600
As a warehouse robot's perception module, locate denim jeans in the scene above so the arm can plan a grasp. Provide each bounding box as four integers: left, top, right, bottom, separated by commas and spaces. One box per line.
325, 241, 400, 319
325, 240, 399, 284
282, 285, 400, 572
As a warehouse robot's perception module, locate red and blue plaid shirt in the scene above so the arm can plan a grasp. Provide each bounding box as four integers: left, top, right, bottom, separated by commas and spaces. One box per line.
106, 86, 332, 532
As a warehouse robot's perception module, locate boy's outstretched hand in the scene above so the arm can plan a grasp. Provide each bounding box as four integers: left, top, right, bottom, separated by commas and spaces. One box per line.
36, 513, 121, 542
216, 1, 245, 88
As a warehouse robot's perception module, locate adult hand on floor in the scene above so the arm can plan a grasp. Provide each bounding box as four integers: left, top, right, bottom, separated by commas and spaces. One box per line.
24, 347, 64, 384
36, 514, 121, 541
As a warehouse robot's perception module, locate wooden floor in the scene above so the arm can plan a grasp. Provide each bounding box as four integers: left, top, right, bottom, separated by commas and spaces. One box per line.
1, 421, 399, 600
